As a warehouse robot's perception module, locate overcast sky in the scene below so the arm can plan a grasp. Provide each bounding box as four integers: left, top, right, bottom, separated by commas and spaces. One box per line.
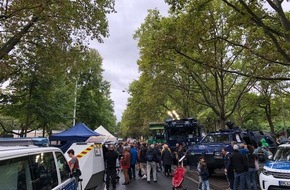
91, 1, 290, 123
91, 0, 169, 122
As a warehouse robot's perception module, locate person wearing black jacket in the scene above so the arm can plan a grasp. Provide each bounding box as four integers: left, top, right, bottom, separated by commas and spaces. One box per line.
105, 145, 119, 189
138, 143, 148, 179
161, 144, 172, 177
246, 145, 258, 190
146, 144, 158, 183
222, 147, 234, 190
229, 144, 248, 190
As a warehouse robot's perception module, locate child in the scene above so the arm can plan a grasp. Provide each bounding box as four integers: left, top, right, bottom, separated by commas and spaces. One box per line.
199, 160, 210, 190
197, 156, 205, 190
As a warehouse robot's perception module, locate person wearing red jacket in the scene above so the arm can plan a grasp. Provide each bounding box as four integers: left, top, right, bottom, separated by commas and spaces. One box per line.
120, 146, 131, 185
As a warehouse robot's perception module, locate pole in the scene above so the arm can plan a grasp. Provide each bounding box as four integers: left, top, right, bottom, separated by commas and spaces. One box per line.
73, 79, 78, 126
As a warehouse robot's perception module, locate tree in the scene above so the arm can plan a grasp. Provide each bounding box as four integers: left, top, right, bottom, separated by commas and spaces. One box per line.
123, 0, 290, 133
165, 0, 290, 79
76, 49, 116, 130
134, 3, 261, 129
0, 46, 116, 136
0, 43, 76, 136
0, 0, 115, 73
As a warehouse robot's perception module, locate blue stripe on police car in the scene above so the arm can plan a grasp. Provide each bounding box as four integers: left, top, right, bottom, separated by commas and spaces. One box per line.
265, 161, 290, 171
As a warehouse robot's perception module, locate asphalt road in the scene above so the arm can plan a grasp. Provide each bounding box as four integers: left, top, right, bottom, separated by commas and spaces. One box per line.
96, 169, 198, 190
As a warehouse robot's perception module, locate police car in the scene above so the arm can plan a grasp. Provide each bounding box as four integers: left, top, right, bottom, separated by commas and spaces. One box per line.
259, 143, 290, 190
0, 139, 77, 190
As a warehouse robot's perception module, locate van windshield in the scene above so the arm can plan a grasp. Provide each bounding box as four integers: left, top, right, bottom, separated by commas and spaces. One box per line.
201, 134, 230, 143
274, 147, 290, 161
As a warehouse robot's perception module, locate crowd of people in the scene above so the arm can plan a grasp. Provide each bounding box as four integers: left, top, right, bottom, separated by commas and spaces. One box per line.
67, 136, 275, 190
220, 139, 272, 190
103, 141, 187, 189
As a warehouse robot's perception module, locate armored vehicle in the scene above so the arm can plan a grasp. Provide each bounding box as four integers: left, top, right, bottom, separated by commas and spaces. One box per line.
164, 118, 202, 149
186, 127, 277, 174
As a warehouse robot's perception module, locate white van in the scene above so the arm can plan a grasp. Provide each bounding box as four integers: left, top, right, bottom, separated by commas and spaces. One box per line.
0, 146, 77, 190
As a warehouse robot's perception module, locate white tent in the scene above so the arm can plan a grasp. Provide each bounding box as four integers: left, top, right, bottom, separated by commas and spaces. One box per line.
94, 125, 117, 143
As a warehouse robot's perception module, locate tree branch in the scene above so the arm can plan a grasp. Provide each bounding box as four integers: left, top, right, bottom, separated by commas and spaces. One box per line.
174, 48, 290, 81
0, 16, 39, 60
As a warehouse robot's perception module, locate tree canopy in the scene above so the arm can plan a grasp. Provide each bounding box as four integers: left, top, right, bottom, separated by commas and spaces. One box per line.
0, 0, 115, 80
120, 0, 290, 137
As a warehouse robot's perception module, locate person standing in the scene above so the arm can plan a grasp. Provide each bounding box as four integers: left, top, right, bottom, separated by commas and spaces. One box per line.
105, 145, 119, 189
156, 143, 162, 172
176, 145, 185, 161
120, 146, 131, 185
253, 141, 269, 168
230, 144, 248, 190
161, 144, 172, 177
246, 145, 258, 190
146, 144, 158, 183
239, 144, 249, 155
138, 143, 148, 179
67, 149, 80, 171
222, 147, 234, 190
67, 149, 81, 183
197, 156, 205, 190
129, 143, 138, 179
172, 143, 180, 166
226, 141, 236, 153
199, 160, 210, 190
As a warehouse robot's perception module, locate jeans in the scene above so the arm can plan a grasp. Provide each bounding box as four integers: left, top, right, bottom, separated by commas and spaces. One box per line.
234, 172, 246, 190
202, 179, 210, 190
106, 168, 117, 188
163, 164, 171, 176
129, 164, 136, 179
198, 176, 202, 190
246, 168, 257, 190
226, 169, 234, 189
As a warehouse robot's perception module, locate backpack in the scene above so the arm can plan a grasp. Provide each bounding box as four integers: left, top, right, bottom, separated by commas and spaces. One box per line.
257, 148, 266, 162
146, 150, 154, 162
72, 168, 82, 177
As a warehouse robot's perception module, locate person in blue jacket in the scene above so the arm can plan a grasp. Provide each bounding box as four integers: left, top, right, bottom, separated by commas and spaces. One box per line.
129, 143, 138, 179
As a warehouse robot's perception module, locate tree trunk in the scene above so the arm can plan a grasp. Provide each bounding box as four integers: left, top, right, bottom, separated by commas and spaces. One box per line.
265, 103, 275, 135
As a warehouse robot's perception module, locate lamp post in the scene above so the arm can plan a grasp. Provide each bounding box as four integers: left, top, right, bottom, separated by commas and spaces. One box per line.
73, 79, 78, 126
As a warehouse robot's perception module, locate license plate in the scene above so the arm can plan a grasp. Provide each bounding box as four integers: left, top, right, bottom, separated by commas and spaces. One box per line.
279, 181, 290, 186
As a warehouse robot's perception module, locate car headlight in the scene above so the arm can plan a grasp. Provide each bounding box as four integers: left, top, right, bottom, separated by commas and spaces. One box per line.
261, 168, 272, 176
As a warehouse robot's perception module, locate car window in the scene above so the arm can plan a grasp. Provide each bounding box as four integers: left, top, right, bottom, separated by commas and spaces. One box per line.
0, 156, 32, 190
202, 134, 229, 143
55, 152, 71, 182
30, 152, 58, 189
274, 147, 290, 161
235, 134, 242, 143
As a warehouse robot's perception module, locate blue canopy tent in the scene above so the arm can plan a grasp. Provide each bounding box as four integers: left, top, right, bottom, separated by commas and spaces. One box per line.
49, 122, 101, 152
